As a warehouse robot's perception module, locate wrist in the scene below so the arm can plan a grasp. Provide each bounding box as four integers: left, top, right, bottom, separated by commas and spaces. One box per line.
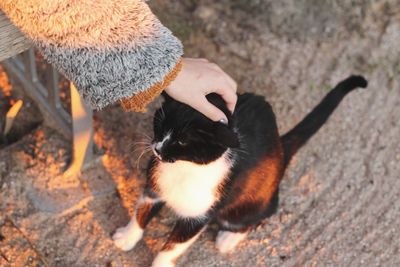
121, 59, 184, 112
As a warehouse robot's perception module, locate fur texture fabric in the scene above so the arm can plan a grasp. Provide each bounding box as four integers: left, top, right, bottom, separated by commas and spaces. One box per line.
0, 0, 183, 110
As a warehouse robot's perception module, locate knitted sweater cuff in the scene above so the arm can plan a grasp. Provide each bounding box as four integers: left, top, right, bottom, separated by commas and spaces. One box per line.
120, 59, 183, 112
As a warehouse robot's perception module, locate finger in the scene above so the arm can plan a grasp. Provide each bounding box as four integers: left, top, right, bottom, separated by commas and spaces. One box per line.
218, 71, 237, 93
212, 86, 238, 114
224, 75, 237, 92
209, 64, 237, 92
192, 97, 228, 122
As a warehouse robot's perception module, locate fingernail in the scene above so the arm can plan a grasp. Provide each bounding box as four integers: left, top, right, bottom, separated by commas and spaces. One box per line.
219, 118, 228, 125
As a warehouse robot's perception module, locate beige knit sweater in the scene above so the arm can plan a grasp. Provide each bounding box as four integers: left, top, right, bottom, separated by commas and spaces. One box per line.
0, 0, 183, 112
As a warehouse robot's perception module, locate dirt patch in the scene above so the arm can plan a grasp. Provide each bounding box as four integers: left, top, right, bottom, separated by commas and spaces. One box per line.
1, 1, 400, 266
0, 66, 43, 149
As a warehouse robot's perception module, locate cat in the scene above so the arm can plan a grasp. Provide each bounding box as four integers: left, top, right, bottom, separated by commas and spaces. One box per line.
113, 75, 368, 267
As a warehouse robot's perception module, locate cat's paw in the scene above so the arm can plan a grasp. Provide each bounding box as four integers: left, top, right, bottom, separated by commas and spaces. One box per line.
215, 230, 247, 254
112, 224, 143, 251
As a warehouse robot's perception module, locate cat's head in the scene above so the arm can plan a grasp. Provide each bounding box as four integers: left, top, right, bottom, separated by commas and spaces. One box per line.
151, 93, 239, 164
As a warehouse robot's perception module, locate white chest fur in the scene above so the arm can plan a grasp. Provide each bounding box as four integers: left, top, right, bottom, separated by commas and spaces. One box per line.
155, 153, 231, 218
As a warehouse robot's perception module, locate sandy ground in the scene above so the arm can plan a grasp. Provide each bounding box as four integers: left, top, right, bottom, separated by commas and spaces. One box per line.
1, 1, 400, 266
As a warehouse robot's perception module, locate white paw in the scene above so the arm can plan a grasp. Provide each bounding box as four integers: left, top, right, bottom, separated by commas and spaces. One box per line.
215, 230, 247, 254
151, 255, 175, 267
112, 222, 143, 251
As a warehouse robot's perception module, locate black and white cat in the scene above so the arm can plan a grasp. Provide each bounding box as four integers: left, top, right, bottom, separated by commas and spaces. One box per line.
113, 76, 367, 267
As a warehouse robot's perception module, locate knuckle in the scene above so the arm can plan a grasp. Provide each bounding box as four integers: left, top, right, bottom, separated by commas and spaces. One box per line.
211, 71, 224, 80
210, 63, 220, 70
228, 93, 238, 102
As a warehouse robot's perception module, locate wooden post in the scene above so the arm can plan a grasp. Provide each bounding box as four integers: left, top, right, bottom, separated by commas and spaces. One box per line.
63, 83, 94, 177
0, 12, 96, 176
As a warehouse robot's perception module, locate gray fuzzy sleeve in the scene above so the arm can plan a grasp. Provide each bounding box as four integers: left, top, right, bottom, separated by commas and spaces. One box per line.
37, 27, 183, 110
1, 0, 184, 110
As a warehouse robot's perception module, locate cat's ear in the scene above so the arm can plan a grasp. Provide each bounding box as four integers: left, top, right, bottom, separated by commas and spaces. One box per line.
213, 123, 239, 148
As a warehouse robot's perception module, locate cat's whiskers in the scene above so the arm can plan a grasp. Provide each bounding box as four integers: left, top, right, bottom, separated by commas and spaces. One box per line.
128, 140, 152, 154
128, 132, 153, 151
131, 147, 150, 155
135, 146, 152, 171
129, 141, 151, 147
139, 132, 153, 142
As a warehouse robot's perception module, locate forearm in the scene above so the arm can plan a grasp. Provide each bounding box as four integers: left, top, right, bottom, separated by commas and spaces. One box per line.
0, 0, 183, 111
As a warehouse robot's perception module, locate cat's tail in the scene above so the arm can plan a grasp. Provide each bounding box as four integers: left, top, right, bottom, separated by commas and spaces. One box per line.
280, 75, 368, 168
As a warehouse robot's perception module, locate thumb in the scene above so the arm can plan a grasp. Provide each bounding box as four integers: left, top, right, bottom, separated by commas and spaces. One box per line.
193, 97, 228, 123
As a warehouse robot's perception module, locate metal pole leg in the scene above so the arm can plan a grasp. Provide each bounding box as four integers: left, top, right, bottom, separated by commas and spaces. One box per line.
63, 82, 93, 177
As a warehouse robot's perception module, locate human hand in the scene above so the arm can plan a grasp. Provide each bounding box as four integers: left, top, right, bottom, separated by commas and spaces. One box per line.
165, 58, 237, 123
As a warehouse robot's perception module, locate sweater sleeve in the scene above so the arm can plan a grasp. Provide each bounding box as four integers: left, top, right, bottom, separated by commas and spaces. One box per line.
0, 0, 183, 112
